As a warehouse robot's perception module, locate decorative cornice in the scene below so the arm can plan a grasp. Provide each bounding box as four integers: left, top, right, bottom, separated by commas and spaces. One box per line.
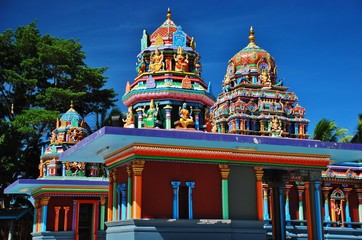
105, 143, 330, 170
219, 164, 230, 180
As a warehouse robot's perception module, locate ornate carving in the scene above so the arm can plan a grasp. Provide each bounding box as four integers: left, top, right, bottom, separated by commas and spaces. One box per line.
254, 166, 264, 181
100, 197, 106, 206
41, 196, 51, 207
219, 164, 230, 180
131, 160, 145, 176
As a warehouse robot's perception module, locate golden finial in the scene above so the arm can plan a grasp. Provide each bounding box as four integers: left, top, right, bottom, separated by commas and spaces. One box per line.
248, 26, 256, 46
167, 8, 172, 20
70, 100, 74, 109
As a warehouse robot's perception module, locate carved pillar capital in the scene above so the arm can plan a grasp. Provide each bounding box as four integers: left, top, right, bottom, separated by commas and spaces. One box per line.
219, 164, 230, 180
131, 160, 145, 176
100, 197, 106, 206
41, 196, 51, 207
254, 166, 264, 181
34, 198, 41, 209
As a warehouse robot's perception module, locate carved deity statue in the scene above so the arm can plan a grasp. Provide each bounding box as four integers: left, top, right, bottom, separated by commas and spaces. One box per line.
136, 55, 146, 75
174, 47, 189, 72
259, 69, 271, 87
143, 99, 159, 128
123, 106, 135, 128
270, 116, 282, 137
178, 102, 193, 128
149, 48, 164, 72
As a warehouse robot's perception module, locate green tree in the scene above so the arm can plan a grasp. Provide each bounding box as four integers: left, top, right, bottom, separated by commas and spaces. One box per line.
0, 22, 117, 207
350, 114, 362, 144
312, 118, 351, 143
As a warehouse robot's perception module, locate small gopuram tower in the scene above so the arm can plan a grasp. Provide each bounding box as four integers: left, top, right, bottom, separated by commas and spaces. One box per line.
211, 27, 309, 138
39, 102, 98, 177
122, 8, 215, 130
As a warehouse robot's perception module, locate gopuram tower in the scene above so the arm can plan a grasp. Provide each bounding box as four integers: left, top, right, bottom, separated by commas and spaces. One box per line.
211, 27, 310, 138
122, 9, 216, 130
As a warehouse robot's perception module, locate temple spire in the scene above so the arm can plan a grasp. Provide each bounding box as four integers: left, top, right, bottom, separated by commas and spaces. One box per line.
167, 8, 172, 20
248, 26, 256, 46
70, 100, 74, 109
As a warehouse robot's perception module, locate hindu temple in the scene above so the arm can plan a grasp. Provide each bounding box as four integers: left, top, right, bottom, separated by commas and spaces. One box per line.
5, 8, 362, 240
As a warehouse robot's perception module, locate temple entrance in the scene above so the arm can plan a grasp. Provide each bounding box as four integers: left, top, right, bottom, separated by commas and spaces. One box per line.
179, 186, 189, 219
75, 200, 99, 240
78, 204, 93, 240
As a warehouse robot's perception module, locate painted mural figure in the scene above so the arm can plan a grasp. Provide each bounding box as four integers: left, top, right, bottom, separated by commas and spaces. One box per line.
174, 46, 189, 72
143, 99, 159, 128
149, 48, 164, 72
123, 106, 135, 128
178, 102, 193, 128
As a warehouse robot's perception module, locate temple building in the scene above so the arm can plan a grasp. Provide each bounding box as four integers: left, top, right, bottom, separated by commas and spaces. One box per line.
5, 8, 362, 240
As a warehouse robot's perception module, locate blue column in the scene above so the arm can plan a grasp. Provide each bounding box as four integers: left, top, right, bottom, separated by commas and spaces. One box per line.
313, 181, 323, 240
186, 181, 195, 219
171, 181, 181, 219
294, 123, 299, 134
285, 187, 291, 225
120, 183, 127, 220
235, 118, 240, 131
62, 163, 66, 176
345, 193, 352, 227
278, 186, 286, 240
263, 187, 270, 220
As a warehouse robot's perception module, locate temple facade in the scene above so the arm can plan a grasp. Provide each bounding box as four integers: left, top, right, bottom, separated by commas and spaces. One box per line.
4, 8, 362, 240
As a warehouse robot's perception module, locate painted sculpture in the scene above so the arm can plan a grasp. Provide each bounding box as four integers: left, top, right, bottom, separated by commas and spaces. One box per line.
174, 46, 189, 72
143, 99, 159, 128
149, 48, 164, 72
123, 106, 135, 128
176, 102, 194, 128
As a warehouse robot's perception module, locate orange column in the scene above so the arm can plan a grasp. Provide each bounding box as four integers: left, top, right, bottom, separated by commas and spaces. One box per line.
131, 160, 145, 219
304, 181, 313, 240
63, 207, 69, 231
254, 167, 264, 221
107, 170, 114, 222
54, 207, 61, 231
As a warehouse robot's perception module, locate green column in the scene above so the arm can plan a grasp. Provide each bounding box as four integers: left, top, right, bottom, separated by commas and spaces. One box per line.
113, 182, 117, 221
136, 108, 143, 128
219, 164, 230, 219
100, 198, 105, 230
163, 105, 172, 130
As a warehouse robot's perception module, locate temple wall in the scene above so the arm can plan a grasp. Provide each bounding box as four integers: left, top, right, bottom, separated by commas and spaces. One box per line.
229, 166, 257, 220
142, 161, 222, 219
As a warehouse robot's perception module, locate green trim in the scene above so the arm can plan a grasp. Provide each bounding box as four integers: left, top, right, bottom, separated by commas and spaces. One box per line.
113, 183, 117, 220
100, 205, 105, 230
127, 177, 132, 219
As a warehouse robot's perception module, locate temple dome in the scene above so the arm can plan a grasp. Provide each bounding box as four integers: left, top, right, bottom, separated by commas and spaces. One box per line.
227, 27, 277, 84
148, 8, 192, 47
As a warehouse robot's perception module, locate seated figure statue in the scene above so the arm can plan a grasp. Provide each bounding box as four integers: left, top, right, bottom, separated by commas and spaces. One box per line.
270, 116, 283, 137
175, 102, 194, 129
149, 48, 164, 72
143, 99, 159, 128
174, 46, 189, 72
123, 106, 135, 128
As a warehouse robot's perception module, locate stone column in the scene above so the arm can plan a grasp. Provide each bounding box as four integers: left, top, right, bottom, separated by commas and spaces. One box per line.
127, 165, 132, 219
219, 164, 230, 219
262, 184, 270, 220
171, 181, 181, 219
136, 107, 143, 128
63, 206, 70, 231
186, 181, 195, 219
285, 184, 293, 225
297, 185, 305, 223
107, 170, 114, 222
322, 186, 332, 226
303, 170, 324, 240
119, 183, 127, 220
356, 188, 362, 222
254, 167, 264, 221
112, 171, 118, 221
163, 105, 173, 129
54, 207, 61, 231
40, 196, 50, 232
193, 108, 201, 130
344, 188, 353, 227
131, 160, 145, 219
33, 199, 40, 233
99, 197, 106, 231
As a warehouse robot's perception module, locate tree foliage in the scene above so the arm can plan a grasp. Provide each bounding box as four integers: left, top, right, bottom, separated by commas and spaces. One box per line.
0, 22, 117, 207
312, 118, 351, 143
350, 114, 362, 144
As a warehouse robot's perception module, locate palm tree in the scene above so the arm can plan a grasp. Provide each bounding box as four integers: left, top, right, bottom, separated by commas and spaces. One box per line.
350, 114, 362, 144
313, 118, 352, 143
93, 107, 124, 131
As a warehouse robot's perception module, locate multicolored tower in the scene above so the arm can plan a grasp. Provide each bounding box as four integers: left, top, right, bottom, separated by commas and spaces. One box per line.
122, 9, 215, 130
212, 27, 309, 138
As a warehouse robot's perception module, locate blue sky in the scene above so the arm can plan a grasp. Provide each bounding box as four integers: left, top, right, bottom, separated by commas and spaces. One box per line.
1, 0, 362, 136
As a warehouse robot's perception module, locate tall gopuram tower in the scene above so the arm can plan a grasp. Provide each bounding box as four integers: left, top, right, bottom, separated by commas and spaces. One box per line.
211, 27, 309, 139
122, 8, 215, 130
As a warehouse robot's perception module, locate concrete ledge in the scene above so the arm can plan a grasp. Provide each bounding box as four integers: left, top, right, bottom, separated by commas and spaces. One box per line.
106, 219, 265, 240
31, 231, 75, 240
